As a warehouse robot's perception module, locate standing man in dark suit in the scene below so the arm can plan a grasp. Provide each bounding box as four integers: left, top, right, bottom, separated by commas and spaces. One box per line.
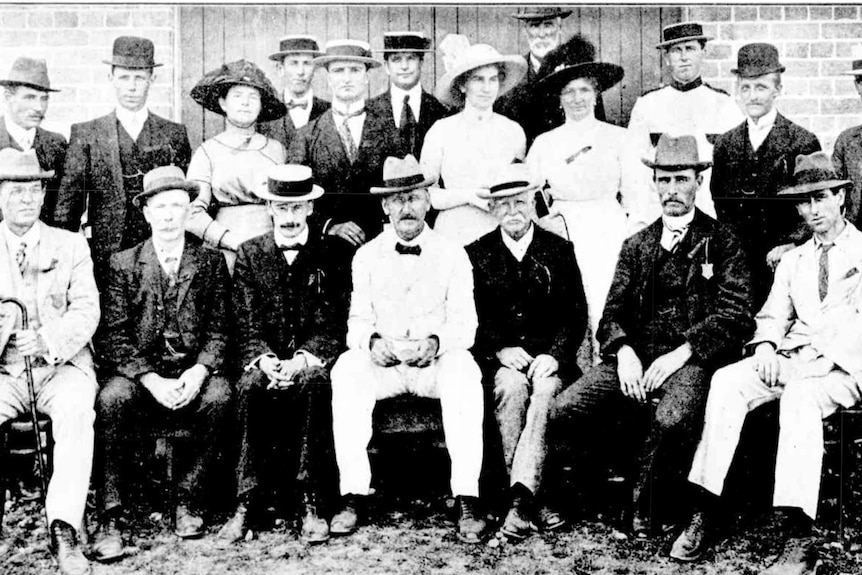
93, 166, 232, 561
260, 35, 329, 152
832, 45, 862, 229
712, 43, 820, 307
54, 36, 191, 288
368, 31, 449, 160
287, 40, 406, 248
218, 165, 349, 545
549, 135, 754, 536
0, 57, 66, 224
466, 164, 587, 541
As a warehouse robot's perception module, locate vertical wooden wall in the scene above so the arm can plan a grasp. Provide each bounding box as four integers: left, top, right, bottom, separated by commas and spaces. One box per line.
179, 5, 681, 149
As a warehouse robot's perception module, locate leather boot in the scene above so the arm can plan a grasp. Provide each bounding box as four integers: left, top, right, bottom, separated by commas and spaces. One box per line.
218, 502, 250, 544
50, 520, 91, 575
330, 494, 359, 536
456, 496, 487, 544
299, 492, 330, 544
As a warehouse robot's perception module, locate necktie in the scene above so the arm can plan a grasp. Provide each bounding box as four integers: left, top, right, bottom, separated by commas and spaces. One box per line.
400, 94, 417, 153
819, 243, 833, 301
164, 255, 179, 286
15, 241, 27, 275
395, 242, 421, 256
664, 223, 688, 253
335, 108, 364, 164
286, 99, 309, 110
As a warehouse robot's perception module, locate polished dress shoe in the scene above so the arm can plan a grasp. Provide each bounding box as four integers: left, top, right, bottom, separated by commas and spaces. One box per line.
218, 502, 250, 543
670, 512, 708, 562
456, 496, 487, 544
501, 505, 534, 541
330, 495, 359, 536
300, 493, 330, 544
761, 536, 819, 575
91, 516, 125, 563
537, 506, 566, 532
174, 504, 205, 539
50, 520, 91, 575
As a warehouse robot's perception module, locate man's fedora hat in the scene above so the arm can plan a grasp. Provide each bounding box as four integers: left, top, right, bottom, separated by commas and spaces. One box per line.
840, 45, 862, 76
255, 164, 324, 202
435, 38, 527, 107
370, 155, 435, 195
731, 43, 786, 78
313, 40, 381, 69
510, 7, 572, 21
0, 57, 59, 93
777, 152, 851, 199
132, 166, 198, 208
642, 134, 712, 172
478, 163, 541, 200
268, 35, 323, 62
191, 59, 286, 123
377, 31, 433, 54
656, 22, 713, 49
0, 149, 54, 182
102, 36, 162, 69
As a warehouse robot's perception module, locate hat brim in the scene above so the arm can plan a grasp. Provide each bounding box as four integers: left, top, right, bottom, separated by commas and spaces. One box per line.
0, 80, 59, 93
537, 62, 624, 95
102, 59, 162, 69
840, 70, 862, 76
0, 169, 55, 181
190, 81, 287, 123
376, 48, 435, 54
254, 184, 324, 202
435, 55, 528, 107
510, 10, 572, 21
656, 35, 713, 49
268, 50, 323, 61
777, 179, 852, 198
730, 64, 786, 78
477, 183, 541, 199
370, 176, 436, 195
132, 181, 199, 209
641, 159, 713, 172
313, 55, 382, 69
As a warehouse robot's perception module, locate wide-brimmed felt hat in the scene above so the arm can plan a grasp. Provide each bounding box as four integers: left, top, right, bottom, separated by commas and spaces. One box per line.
313, 40, 382, 69
510, 7, 572, 21
642, 134, 712, 172
255, 164, 324, 202
190, 59, 286, 123
0, 57, 58, 92
370, 155, 435, 195
777, 152, 851, 198
478, 163, 541, 200
840, 45, 862, 76
435, 41, 527, 107
656, 22, 713, 49
132, 166, 198, 208
378, 31, 433, 54
538, 61, 624, 95
102, 36, 162, 69
0, 149, 53, 181
731, 43, 785, 78
268, 35, 323, 62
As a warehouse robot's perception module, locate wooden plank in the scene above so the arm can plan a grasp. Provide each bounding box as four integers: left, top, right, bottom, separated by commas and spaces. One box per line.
659, 7, 684, 82
179, 6, 204, 149
387, 5, 409, 31
283, 4, 307, 35
599, 7, 622, 124
308, 6, 331, 100
496, 6, 522, 57
408, 6, 436, 90
223, 7, 245, 61
618, 7, 641, 125
325, 5, 348, 39
640, 7, 662, 95
434, 7, 457, 85
456, 6, 479, 43
202, 6, 225, 140
578, 6, 602, 56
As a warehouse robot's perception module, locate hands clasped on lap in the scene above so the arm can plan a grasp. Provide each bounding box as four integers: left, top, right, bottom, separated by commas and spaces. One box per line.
370, 335, 438, 368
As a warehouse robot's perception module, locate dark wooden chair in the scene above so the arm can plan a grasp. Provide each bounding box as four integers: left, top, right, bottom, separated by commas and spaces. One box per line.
151, 419, 194, 529
824, 406, 862, 548
0, 413, 53, 533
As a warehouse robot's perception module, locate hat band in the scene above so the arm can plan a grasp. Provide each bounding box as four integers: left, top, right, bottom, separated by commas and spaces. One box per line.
663, 23, 704, 44
269, 178, 314, 198
325, 45, 372, 60
489, 180, 531, 195
383, 37, 431, 51
795, 168, 841, 186
110, 54, 155, 68
280, 38, 320, 53
384, 173, 426, 189
144, 176, 187, 194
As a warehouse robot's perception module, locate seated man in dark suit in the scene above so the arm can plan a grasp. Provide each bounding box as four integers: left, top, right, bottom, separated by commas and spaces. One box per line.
93, 166, 233, 562
466, 164, 587, 541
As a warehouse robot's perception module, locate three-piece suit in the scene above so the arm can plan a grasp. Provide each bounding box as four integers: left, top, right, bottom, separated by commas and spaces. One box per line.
367, 88, 449, 160
260, 95, 329, 154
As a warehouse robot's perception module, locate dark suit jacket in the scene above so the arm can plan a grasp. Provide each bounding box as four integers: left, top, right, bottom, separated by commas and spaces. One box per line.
54, 111, 191, 282
259, 96, 329, 154
286, 108, 406, 242
466, 226, 588, 382
101, 239, 230, 380
0, 117, 67, 225
367, 89, 450, 159
232, 231, 352, 369
832, 124, 862, 228
599, 210, 754, 368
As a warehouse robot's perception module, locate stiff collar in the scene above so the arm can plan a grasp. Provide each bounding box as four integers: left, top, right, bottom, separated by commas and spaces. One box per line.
274, 225, 309, 248
284, 88, 313, 107
747, 106, 777, 131
670, 76, 703, 92
391, 82, 422, 104
4, 112, 36, 149
500, 223, 534, 262
814, 218, 850, 250
387, 223, 429, 248
0, 219, 41, 250
151, 237, 185, 269
115, 105, 149, 127
661, 208, 695, 231
332, 98, 366, 117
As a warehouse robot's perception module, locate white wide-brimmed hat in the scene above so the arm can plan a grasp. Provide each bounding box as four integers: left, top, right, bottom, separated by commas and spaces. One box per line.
434, 37, 527, 107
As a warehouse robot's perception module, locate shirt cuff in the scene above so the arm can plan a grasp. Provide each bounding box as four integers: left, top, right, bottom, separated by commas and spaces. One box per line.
294, 350, 324, 368
244, 352, 277, 372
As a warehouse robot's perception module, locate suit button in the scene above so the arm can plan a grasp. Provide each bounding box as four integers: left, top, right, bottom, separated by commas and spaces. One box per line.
157, 305, 164, 311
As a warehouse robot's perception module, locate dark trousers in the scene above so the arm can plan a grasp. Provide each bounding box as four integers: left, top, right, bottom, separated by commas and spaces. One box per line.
95, 374, 233, 514
233, 366, 337, 508
549, 362, 710, 521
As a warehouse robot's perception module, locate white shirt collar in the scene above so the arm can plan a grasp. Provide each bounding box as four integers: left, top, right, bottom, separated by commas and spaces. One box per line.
500, 223, 534, 262
1, 219, 41, 252
746, 106, 777, 151
284, 88, 313, 106
462, 105, 493, 123
660, 209, 695, 251
747, 106, 777, 130
274, 225, 309, 247
391, 83, 422, 104
115, 106, 149, 140
4, 112, 36, 150
332, 98, 366, 116
151, 237, 184, 271
529, 54, 542, 74
662, 209, 696, 231
814, 218, 850, 250
389, 223, 429, 247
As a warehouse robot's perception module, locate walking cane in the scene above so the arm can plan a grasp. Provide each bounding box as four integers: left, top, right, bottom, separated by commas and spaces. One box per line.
1, 297, 50, 530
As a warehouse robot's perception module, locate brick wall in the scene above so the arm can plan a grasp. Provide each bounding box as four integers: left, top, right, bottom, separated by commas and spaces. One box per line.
690, 5, 862, 153
0, 5, 177, 139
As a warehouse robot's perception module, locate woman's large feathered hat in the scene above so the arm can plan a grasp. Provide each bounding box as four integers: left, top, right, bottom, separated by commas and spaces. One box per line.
190, 59, 286, 123
536, 35, 623, 94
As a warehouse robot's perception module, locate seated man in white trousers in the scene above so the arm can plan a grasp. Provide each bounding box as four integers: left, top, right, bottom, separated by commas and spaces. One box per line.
329, 154, 486, 544
0, 148, 99, 575
671, 152, 862, 575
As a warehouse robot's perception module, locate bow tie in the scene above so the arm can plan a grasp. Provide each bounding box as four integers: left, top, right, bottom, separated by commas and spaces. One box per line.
395, 242, 421, 256
278, 243, 304, 251
286, 99, 309, 110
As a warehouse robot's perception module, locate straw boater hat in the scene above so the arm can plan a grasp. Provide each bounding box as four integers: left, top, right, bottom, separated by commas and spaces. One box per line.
434, 38, 527, 107
642, 134, 712, 172
255, 164, 324, 202
377, 31, 434, 54
268, 35, 323, 62
731, 43, 786, 78
478, 163, 541, 200
0, 149, 54, 181
655, 22, 713, 50
0, 57, 59, 92
313, 40, 381, 69
190, 59, 286, 123
102, 36, 162, 69
840, 45, 862, 76
777, 152, 851, 199
510, 7, 572, 21
370, 155, 435, 195
132, 166, 199, 208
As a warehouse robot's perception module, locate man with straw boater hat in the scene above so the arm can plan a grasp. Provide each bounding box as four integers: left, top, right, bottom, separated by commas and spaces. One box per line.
547, 134, 753, 538
0, 57, 66, 224
832, 44, 862, 229
627, 22, 744, 229
92, 166, 233, 559
0, 148, 100, 575
711, 42, 821, 309
287, 39, 405, 249
329, 155, 487, 544
218, 164, 350, 546
54, 36, 191, 289
260, 35, 330, 151
672, 152, 862, 574
466, 163, 588, 541
368, 31, 450, 159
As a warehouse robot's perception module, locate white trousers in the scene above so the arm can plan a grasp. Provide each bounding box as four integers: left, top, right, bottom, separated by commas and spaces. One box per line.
688, 355, 861, 518
331, 349, 484, 497
0, 364, 97, 528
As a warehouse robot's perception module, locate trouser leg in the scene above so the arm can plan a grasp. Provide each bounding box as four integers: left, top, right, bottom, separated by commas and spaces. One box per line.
95, 375, 142, 514
493, 367, 529, 474
510, 374, 562, 494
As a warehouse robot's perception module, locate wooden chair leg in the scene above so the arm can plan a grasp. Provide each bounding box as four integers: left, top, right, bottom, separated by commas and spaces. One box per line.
165, 437, 176, 530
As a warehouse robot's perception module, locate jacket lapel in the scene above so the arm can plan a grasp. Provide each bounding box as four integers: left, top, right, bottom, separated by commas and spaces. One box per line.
175, 243, 200, 308
99, 112, 125, 198
0, 118, 20, 151
136, 239, 164, 310
684, 211, 711, 286
319, 111, 351, 167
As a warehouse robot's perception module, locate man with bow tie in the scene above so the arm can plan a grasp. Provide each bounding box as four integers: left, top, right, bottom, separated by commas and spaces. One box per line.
672, 153, 862, 574
548, 135, 753, 537
93, 166, 232, 560
328, 155, 487, 544
218, 164, 350, 545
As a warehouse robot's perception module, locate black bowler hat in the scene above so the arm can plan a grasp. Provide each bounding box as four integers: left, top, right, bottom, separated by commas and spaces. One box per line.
102, 36, 162, 69
378, 31, 433, 54
132, 166, 198, 208
656, 22, 713, 49
840, 45, 862, 77
268, 35, 323, 62
510, 7, 572, 21
254, 164, 324, 202
731, 43, 786, 78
